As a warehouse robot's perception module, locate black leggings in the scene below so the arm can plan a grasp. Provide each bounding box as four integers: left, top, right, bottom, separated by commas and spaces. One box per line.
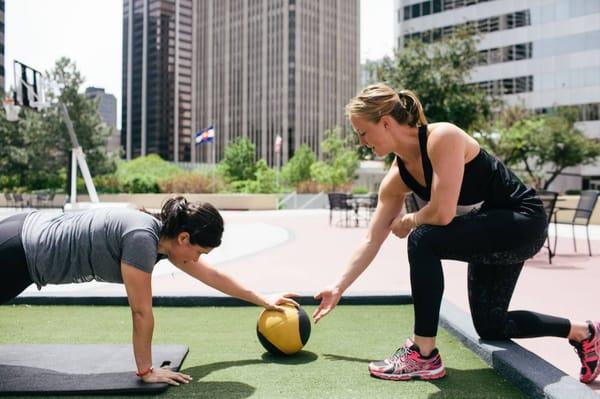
407, 207, 571, 340
0, 213, 33, 304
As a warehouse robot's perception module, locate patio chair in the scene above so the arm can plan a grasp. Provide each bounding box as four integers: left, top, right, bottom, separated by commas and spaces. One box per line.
537, 190, 559, 263
404, 192, 422, 213
46, 192, 56, 208
553, 190, 599, 256
355, 192, 379, 224
35, 192, 48, 208
4, 193, 14, 208
12, 193, 28, 209
365, 192, 378, 220
327, 192, 355, 227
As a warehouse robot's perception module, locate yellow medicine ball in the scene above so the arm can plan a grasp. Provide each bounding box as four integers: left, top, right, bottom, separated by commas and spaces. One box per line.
256, 304, 311, 355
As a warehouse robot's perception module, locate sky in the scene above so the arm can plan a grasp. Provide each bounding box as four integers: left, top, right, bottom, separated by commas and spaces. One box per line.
4, 0, 395, 125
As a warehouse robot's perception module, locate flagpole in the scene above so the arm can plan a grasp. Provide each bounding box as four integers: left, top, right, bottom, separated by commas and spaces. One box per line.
275, 135, 282, 187
212, 140, 216, 191
276, 151, 280, 187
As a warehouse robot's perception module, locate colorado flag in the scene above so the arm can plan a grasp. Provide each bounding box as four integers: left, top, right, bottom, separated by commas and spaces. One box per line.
195, 126, 215, 144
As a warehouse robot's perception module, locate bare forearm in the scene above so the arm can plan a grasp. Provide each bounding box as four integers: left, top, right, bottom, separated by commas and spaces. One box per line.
203, 268, 267, 307
415, 204, 455, 226
131, 311, 154, 371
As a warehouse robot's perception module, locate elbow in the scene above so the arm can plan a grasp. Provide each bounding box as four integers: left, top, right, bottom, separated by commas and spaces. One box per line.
130, 306, 153, 320
436, 211, 456, 226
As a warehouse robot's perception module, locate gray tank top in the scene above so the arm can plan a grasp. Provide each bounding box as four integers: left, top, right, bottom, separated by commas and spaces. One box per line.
21, 208, 162, 288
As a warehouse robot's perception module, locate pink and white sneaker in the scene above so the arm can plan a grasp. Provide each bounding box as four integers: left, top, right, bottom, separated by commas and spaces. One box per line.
570, 320, 600, 384
368, 338, 446, 381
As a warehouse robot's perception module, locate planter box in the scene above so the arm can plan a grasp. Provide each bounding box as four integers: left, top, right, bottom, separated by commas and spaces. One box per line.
78, 194, 279, 210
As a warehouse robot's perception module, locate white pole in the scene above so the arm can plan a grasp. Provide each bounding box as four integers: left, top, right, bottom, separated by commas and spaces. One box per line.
276, 151, 280, 186
75, 148, 100, 203
60, 102, 100, 203
70, 150, 77, 205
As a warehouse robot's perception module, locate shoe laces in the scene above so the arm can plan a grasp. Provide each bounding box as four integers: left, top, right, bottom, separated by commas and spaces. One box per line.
390, 345, 414, 363
573, 337, 595, 361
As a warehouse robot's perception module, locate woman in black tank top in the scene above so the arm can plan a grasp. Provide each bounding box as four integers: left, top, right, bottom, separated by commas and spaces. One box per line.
313, 83, 600, 384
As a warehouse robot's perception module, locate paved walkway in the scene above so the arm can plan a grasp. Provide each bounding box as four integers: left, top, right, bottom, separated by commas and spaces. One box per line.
3, 207, 600, 394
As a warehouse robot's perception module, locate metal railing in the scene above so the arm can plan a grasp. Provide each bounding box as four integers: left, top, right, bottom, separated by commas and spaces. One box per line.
278, 191, 327, 209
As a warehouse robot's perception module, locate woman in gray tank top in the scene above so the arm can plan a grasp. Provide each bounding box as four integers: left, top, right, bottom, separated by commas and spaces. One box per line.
0, 196, 298, 386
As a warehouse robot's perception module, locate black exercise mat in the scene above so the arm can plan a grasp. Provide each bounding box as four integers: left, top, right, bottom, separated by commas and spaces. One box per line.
0, 344, 188, 395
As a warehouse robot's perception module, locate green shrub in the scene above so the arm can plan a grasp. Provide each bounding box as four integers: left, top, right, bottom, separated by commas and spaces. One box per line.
351, 186, 369, 195
229, 180, 258, 193
94, 174, 121, 194
115, 155, 182, 193
158, 172, 213, 193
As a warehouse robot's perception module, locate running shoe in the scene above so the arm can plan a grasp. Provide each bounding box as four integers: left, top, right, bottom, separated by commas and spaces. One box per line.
368, 338, 445, 381
570, 320, 600, 384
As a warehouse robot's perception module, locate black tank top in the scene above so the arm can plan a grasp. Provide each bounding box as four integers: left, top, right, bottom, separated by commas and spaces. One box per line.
396, 125, 545, 217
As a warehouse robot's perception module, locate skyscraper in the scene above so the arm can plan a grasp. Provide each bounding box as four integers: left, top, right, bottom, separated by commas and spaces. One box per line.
122, 0, 193, 162
86, 87, 117, 129
395, 0, 600, 190
193, 0, 360, 165
1, 0, 5, 94
86, 87, 119, 154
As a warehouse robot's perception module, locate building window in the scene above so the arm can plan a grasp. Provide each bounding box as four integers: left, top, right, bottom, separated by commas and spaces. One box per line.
473, 75, 534, 96
404, 10, 531, 46
478, 42, 532, 65
535, 103, 600, 122
423, 1, 431, 16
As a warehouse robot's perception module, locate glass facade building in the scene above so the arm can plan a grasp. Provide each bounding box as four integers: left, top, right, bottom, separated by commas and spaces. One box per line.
395, 0, 600, 190
1, 0, 4, 93
192, 0, 360, 165
122, 0, 193, 162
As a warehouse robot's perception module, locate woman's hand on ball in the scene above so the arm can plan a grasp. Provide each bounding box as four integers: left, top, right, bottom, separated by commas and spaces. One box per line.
263, 292, 300, 311
313, 286, 342, 323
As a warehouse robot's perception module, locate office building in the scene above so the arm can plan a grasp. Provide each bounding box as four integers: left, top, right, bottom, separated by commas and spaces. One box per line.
122, 0, 193, 162
193, 0, 360, 165
395, 0, 600, 190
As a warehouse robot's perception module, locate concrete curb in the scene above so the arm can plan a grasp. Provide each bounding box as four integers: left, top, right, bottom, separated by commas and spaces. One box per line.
440, 300, 598, 399
5, 295, 597, 398
7, 294, 413, 307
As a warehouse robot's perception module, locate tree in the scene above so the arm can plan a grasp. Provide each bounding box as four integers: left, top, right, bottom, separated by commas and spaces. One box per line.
45, 58, 116, 183
219, 137, 256, 182
376, 29, 493, 134
0, 108, 30, 189
280, 144, 317, 187
0, 57, 116, 191
481, 109, 600, 190
0, 102, 69, 190
310, 128, 359, 191
253, 159, 277, 193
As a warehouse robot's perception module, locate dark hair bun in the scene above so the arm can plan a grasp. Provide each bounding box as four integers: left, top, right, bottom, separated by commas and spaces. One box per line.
159, 196, 224, 248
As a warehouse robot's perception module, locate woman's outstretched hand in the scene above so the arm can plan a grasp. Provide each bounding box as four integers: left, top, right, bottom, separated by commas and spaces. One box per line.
141, 367, 192, 386
263, 292, 300, 311
313, 286, 342, 323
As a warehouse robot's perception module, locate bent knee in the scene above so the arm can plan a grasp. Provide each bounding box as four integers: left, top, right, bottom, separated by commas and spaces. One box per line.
407, 226, 435, 255
473, 321, 507, 340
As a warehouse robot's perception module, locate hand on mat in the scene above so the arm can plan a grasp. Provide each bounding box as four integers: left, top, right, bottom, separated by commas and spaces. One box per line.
263, 292, 300, 311
313, 286, 342, 323
391, 213, 415, 239
142, 367, 192, 386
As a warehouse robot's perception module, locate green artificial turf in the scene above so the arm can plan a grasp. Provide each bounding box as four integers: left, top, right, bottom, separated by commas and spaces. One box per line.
0, 305, 524, 398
